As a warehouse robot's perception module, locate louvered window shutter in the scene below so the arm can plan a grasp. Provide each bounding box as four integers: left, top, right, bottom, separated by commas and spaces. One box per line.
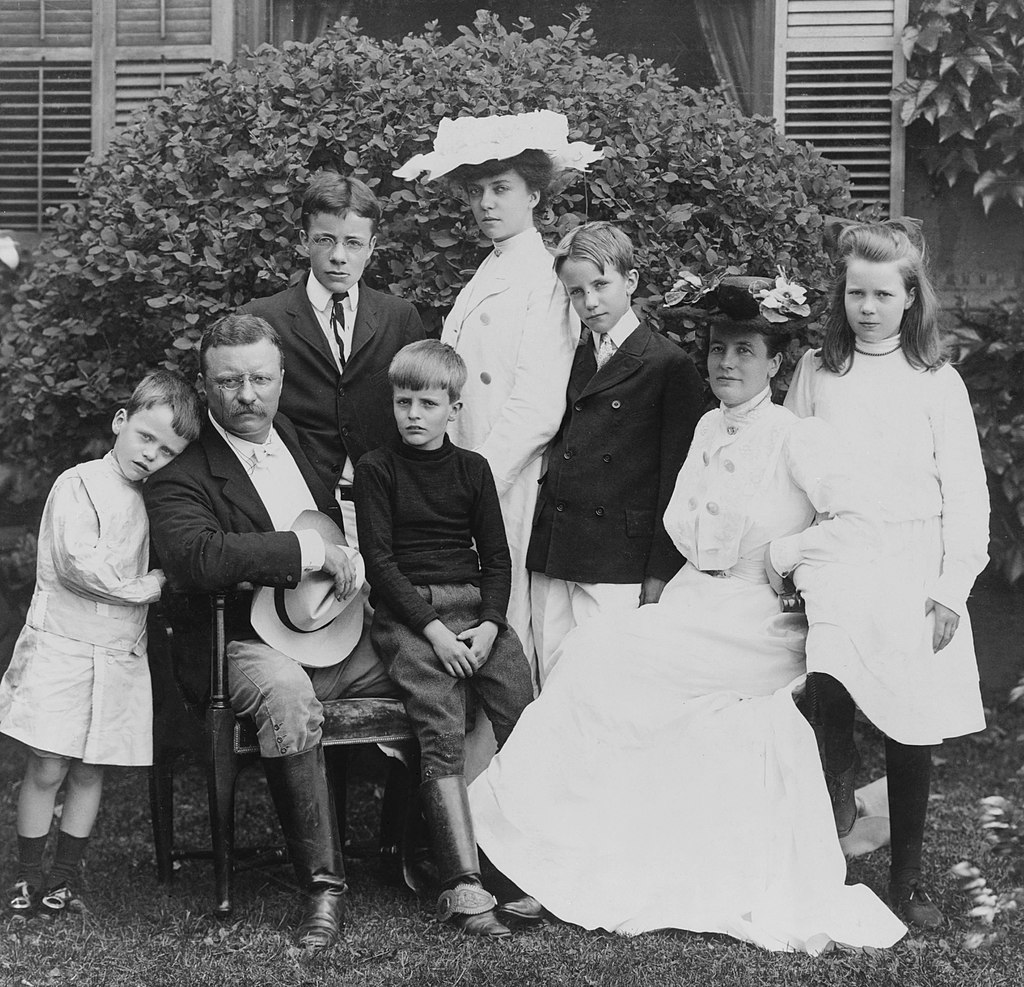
0, 0, 93, 231
0, 0, 232, 231
772, 0, 908, 217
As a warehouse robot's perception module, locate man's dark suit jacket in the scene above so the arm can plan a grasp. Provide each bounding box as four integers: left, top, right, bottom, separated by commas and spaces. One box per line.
526, 322, 706, 585
144, 414, 342, 707
241, 280, 426, 494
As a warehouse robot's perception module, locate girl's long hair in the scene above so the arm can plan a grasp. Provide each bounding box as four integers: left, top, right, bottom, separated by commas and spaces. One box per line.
819, 219, 946, 374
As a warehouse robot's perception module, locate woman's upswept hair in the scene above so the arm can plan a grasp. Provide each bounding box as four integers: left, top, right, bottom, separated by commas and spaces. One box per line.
820, 219, 945, 374
389, 340, 467, 402
448, 149, 557, 209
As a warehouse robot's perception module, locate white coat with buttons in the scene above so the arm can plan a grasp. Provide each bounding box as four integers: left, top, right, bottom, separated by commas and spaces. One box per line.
441, 227, 579, 661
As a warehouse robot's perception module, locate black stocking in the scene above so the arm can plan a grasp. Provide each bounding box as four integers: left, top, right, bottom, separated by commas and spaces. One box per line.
885, 736, 932, 884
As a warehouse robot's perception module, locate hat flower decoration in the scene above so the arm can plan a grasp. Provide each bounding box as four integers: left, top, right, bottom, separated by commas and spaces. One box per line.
753, 266, 811, 323
660, 266, 824, 334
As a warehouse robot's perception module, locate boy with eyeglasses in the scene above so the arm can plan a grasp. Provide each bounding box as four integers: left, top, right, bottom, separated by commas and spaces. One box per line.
242, 172, 425, 546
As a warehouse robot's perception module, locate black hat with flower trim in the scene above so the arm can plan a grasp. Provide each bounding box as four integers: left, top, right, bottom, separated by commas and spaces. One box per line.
661, 270, 825, 335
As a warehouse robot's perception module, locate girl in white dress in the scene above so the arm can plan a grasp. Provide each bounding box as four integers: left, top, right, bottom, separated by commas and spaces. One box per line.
786, 221, 989, 929
467, 281, 907, 953
395, 111, 601, 682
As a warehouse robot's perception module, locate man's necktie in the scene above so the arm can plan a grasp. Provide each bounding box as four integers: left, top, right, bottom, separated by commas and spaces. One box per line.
596, 332, 616, 369
331, 291, 348, 369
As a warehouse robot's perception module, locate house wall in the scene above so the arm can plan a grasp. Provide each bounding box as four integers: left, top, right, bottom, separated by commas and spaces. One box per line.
904, 154, 1024, 310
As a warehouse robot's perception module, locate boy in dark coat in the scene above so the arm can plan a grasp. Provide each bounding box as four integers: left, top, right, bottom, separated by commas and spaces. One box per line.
527, 222, 704, 683
242, 173, 425, 544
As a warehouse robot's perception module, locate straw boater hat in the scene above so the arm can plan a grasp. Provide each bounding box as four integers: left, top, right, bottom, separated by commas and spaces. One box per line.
393, 109, 603, 182
250, 510, 367, 669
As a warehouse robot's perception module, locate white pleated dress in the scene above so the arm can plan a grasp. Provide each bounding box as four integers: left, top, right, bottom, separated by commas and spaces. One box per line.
469, 391, 907, 953
786, 341, 989, 744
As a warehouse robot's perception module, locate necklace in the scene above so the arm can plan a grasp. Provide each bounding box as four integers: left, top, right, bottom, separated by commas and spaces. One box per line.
854, 342, 901, 357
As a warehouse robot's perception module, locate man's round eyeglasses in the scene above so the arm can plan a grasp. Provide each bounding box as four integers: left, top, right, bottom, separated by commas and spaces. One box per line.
213, 374, 278, 392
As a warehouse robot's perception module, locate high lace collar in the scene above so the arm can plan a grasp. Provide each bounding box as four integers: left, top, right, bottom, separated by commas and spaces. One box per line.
492, 226, 540, 257
854, 334, 902, 355
720, 386, 773, 430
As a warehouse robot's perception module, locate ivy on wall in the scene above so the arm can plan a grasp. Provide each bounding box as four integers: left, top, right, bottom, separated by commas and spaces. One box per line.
892, 0, 1024, 212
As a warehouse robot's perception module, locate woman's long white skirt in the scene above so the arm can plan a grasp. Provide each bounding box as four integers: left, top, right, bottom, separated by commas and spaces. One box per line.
469, 565, 906, 953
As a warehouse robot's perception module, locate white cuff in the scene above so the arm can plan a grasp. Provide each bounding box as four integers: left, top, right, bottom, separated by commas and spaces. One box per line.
296, 529, 326, 572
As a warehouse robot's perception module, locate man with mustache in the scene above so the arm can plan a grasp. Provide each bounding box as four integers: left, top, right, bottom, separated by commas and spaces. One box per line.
241, 172, 425, 547
144, 313, 398, 952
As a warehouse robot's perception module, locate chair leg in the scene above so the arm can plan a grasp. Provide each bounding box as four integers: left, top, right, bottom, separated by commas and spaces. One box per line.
207, 705, 239, 918
149, 757, 177, 884
325, 747, 349, 850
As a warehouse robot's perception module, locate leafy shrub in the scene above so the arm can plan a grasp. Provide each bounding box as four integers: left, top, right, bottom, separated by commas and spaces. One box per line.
0, 9, 858, 484
892, 0, 1024, 211
951, 297, 1024, 583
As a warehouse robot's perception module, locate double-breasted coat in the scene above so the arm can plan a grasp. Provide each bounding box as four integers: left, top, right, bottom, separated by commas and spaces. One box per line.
242, 279, 425, 495
526, 322, 706, 584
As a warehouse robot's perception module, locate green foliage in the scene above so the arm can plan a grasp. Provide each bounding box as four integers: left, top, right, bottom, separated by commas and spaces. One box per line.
892, 0, 1024, 212
952, 296, 1024, 583
0, 9, 858, 485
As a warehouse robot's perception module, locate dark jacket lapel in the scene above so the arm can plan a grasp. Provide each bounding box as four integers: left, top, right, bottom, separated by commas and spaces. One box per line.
347, 281, 378, 369
578, 323, 651, 399
201, 424, 275, 532
284, 280, 336, 367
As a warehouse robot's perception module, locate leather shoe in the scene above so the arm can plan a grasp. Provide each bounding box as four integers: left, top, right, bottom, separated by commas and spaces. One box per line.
825, 751, 860, 838
886, 878, 944, 930
296, 886, 345, 949
437, 883, 511, 938
498, 895, 549, 927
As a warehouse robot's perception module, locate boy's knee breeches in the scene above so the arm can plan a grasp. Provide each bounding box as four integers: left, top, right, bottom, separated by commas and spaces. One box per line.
371, 583, 533, 780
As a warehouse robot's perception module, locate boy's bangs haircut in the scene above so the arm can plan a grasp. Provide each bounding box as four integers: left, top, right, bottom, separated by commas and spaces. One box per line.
301, 171, 382, 232
553, 221, 634, 277
820, 219, 944, 374
449, 149, 556, 208
127, 369, 204, 442
200, 313, 284, 373
389, 340, 468, 402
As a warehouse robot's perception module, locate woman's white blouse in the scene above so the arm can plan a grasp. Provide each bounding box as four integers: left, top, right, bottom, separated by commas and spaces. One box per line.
663, 389, 879, 578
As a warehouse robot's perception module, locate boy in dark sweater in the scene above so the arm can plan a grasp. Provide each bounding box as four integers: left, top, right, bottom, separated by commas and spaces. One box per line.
354, 340, 533, 940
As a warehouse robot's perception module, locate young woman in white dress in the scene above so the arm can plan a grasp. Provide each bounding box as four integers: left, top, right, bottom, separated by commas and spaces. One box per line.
395, 111, 601, 682
466, 280, 907, 953
785, 221, 989, 929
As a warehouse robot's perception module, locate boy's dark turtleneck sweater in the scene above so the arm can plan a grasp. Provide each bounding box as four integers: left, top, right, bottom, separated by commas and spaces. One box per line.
354, 435, 511, 633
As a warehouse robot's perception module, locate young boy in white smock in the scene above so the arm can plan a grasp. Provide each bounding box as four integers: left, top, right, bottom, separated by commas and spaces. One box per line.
1, 370, 202, 918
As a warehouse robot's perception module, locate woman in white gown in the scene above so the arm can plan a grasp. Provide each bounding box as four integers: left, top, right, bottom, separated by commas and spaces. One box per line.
468, 279, 907, 953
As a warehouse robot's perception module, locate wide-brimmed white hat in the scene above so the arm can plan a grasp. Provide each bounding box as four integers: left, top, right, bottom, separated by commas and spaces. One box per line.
394, 109, 603, 182
251, 510, 367, 668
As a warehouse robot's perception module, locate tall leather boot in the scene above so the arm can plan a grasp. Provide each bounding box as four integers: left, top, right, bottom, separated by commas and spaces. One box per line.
262, 745, 346, 950
420, 775, 510, 938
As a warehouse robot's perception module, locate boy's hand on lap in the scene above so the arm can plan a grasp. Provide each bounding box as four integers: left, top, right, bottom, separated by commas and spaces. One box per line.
424, 619, 476, 678
457, 621, 499, 670
925, 598, 959, 652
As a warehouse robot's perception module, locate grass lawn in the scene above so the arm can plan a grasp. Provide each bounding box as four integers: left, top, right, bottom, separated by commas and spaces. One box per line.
2, 579, 1023, 987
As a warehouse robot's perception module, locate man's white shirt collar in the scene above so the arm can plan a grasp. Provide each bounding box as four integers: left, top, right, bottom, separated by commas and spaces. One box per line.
307, 272, 360, 314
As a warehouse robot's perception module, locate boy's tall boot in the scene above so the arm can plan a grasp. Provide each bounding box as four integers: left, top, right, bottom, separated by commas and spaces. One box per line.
262, 745, 347, 950
420, 775, 510, 938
